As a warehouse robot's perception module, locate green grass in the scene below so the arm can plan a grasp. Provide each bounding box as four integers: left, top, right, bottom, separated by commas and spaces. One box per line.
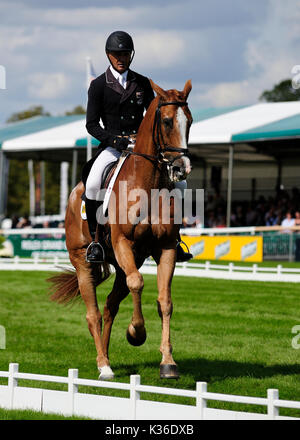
0, 408, 91, 420
1, 270, 300, 419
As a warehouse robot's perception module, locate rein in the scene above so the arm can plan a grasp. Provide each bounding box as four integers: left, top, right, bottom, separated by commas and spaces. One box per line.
126, 100, 189, 165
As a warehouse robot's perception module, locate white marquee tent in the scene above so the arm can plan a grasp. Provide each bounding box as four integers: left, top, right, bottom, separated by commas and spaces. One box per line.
1, 101, 300, 221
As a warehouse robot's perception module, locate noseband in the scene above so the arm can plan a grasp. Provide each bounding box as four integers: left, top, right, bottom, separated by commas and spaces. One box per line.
126, 100, 190, 166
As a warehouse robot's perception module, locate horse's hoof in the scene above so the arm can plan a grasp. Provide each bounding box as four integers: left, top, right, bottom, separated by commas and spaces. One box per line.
98, 365, 114, 381
126, 324, 147, 346
160, 364, 180, 379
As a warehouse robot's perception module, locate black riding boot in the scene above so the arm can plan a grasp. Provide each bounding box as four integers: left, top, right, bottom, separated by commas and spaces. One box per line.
85, 198, 105, 263
176, 240, 193, 262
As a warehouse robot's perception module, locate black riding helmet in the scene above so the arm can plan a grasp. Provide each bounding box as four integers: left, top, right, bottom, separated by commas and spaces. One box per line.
105, 31, 135, 64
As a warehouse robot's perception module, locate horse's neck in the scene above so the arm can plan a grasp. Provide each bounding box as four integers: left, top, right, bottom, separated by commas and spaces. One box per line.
134, 100, 157, 157
130, 99, 169, 189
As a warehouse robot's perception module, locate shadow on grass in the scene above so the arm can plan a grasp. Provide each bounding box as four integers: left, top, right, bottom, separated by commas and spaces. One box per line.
115, 357, 300, 384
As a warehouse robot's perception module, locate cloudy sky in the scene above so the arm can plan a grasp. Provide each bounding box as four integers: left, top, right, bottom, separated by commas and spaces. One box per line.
0, 0, 299, 125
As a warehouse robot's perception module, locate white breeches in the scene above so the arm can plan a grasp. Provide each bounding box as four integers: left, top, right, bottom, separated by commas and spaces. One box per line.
86, 147, 122, 200
85, 146, 187, 200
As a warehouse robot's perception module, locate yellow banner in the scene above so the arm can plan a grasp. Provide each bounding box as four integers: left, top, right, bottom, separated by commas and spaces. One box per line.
181, 235, 263, 262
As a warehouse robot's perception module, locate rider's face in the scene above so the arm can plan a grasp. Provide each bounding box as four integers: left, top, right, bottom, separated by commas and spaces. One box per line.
107, 51, 131, 74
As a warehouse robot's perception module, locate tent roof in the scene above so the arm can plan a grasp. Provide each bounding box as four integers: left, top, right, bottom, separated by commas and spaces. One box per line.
189, 102, 300, 145
0, 115, 97, 151
1, 101, 300, 164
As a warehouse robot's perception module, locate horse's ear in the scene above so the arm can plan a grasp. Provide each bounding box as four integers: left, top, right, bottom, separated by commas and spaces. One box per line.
149, 79, 168, 100
182, 79, 192, 100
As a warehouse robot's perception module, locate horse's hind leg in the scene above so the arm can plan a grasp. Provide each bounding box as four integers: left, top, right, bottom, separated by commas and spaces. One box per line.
112, 235, 146, 346
72, 254, 114, 379
154, 247, 179, 379
102, 267, 130, 359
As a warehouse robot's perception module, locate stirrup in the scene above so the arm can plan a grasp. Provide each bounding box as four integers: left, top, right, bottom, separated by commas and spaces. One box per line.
176, 240, 193, 262
86, 241, 105, 263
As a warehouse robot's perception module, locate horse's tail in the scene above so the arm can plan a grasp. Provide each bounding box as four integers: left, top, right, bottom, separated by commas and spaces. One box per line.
47, 263, 111, 305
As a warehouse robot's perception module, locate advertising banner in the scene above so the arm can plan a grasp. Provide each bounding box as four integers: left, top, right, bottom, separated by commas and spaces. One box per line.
182, 235, 263, 262
6, 234, 68, 258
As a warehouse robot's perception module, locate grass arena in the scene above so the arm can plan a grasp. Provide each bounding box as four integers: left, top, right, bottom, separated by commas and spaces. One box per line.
1, 267, 300, 419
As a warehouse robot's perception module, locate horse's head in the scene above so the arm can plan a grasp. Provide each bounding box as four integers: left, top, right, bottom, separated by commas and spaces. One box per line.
150, 79, 193, 182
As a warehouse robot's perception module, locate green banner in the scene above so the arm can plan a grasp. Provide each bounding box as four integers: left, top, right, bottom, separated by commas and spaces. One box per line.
6, 234, 68, 258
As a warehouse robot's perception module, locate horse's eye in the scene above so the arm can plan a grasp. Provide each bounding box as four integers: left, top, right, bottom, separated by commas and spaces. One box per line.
163, 118, 173, 129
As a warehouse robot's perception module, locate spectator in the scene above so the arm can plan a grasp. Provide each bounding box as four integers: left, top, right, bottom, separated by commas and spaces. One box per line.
281, 210, 295, 233
246, 202, 258, 226
265, 206, 278, 226
11, 215, 19, 229
16, 214, 31, 229
294, 210, 300, 226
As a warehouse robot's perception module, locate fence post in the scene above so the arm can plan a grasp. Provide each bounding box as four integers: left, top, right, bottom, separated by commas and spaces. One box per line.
8, 363, 19, 409
277, 265, 282, 275
267, 389, 279, 419
68, 368, 78, 416
289, 232, 294, 262
196, 382, 207, 420
253, 264, 257, 274
130, 375, 140, 420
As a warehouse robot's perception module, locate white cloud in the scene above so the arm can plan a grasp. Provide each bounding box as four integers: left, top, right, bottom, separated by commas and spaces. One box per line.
194, 80, 251, 107
1, 0, 300, 125
134, 31, 185, 69
28, 72, 70, 99
244, 0, 300, 88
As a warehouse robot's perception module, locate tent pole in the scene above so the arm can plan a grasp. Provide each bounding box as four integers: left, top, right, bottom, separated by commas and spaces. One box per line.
0, 151, 9, 221
226, 144, 234, 227
87, 134, 92, 161
71, 149, 78, 189
40, 161, 45, 216
28, 160, 35, 217
60, 162, 69, 217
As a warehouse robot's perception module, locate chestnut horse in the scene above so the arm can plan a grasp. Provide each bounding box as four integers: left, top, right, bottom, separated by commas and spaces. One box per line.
48, 80, 192, 380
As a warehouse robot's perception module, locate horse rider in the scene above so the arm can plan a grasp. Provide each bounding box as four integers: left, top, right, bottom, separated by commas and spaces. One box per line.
84, 30, 193, 263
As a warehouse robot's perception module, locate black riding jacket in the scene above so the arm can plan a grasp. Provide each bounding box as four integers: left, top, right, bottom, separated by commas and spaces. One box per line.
86, 67, 155, 148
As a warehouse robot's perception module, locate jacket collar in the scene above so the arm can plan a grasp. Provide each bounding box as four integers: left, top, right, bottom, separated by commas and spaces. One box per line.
105, 67, 138, 102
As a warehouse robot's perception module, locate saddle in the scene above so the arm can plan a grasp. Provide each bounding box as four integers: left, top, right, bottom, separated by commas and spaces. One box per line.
81, 161, 117, 205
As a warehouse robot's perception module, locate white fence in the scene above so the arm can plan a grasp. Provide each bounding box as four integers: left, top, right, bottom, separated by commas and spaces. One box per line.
0, 363, 299, 420
1, 256, 300, 283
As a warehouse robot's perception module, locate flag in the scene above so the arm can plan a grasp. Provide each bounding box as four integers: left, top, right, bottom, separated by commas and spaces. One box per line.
86, 57, 97, 90
85, 57, 97, 161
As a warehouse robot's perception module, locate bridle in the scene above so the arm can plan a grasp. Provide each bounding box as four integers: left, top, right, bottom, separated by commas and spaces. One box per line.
126, 100, 190, 166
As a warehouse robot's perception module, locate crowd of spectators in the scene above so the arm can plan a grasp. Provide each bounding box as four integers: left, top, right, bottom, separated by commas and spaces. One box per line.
183, 186, 300, 229
3, 214, 64, 231
4, 187, 300, 231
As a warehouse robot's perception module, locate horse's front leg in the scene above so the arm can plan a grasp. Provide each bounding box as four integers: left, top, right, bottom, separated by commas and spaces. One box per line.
111, 232, 146, 346
155, 247, 179, 379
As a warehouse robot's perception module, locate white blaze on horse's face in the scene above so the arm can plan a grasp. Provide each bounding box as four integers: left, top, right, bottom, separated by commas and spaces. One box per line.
174, 107, 192, 177
176, 107, 188, 149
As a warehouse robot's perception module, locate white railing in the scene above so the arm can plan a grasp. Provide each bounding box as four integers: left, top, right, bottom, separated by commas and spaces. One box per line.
142, 260, 300, 282
1, 257, 300, 282
0, 363, 299, 420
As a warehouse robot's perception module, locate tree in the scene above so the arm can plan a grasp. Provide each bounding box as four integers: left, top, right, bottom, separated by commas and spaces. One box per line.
6, 105, 51, 123
65, 105, 86, 115
259, 79, 300, 102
